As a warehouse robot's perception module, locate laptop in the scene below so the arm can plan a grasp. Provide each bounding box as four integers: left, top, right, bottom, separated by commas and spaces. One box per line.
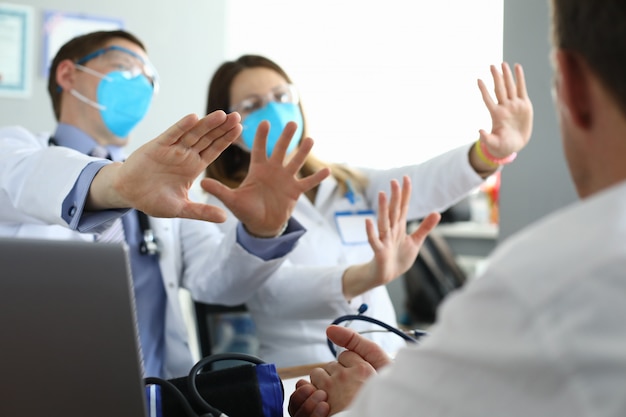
0, 237, 148, 417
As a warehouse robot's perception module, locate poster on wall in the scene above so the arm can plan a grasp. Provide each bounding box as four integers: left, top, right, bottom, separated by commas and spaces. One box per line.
42, 10, 124, 77
0, 3, 34, 98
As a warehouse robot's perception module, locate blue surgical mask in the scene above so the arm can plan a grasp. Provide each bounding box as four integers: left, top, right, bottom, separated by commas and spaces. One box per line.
240, 102, 303, 157
71, 66, 153, 138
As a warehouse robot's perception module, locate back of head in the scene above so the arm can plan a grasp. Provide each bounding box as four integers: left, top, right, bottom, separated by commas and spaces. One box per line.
47, 30, 145, 121
551, 0, 626, 117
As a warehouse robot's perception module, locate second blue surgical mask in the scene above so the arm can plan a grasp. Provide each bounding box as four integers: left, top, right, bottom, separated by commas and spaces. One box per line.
241, 102, 303, 157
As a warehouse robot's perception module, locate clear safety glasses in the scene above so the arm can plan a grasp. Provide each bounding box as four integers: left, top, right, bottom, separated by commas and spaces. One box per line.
76, 45, 160, 93
229, 83, 299, 116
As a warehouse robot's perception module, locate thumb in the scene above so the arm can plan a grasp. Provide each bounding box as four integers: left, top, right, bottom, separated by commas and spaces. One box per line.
199, 177, 235, 205
326, 325, 392, 370
409, 212, 441, 245
178, 201, 228, 223
479, 129, 500, 150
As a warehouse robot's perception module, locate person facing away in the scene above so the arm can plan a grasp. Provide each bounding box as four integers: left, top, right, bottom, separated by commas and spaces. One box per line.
203, 54, 533, 367
0, 29, 332, 379
288, 1, 626, 416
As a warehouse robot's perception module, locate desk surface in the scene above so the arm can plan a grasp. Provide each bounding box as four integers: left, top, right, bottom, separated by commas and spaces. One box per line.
435, 221, 498, 239
282, 377, 299, 416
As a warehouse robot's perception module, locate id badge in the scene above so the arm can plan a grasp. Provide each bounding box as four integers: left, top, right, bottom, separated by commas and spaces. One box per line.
334, 210, 377, 245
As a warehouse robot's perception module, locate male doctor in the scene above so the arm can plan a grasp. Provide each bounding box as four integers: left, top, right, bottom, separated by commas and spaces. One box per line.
0, 29, 329, 379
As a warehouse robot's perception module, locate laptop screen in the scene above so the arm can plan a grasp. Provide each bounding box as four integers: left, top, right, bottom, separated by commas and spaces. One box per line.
0, 237, 148, 417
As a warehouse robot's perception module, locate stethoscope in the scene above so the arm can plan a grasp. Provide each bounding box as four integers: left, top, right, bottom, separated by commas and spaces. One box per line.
137, 210, 160, 256
327, 303, 430, 357
146, 352, 269, 417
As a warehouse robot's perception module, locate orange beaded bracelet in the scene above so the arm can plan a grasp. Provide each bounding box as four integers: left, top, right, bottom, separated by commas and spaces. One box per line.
475, 139, 517, 166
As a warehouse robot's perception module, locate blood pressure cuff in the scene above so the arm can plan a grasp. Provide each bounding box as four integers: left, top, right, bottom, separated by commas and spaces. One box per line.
146, 361, 284, 417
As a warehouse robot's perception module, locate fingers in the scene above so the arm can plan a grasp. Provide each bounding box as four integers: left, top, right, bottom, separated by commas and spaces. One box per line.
376, 189, 389, 239
285, 135, 313, 173
399, 175, 411, 221
288, 383, 330, 417
501, 62, 517, 100
477, 76, 497, 116
365, 216, 379, 250
479, 62, 526, 109
491, 64, 507, 104
376, 178, 402, 238
387, 179, 401, 231
157, 113, 200, 146
176, 110, 232, 148
196, 112, 242, 161
250, 120, 271, 162
375, 176, 410, 238
326, 325, 392, 370
162, 111, 241, 163
286, 135, 331, 191
268, 121, 298, 162
514, 63, 528, 99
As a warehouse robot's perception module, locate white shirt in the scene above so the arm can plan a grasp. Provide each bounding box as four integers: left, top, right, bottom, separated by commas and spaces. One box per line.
338, 180, 626, 417
205, 144, 484, 367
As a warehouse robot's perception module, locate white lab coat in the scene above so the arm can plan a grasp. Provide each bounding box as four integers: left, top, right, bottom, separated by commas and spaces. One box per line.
0, 126, 289, 378
336, 180, 626, 417
205, 144, 485, 367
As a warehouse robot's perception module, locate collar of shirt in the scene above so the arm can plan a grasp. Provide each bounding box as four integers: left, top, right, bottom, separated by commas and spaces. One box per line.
53, 123, 125, 162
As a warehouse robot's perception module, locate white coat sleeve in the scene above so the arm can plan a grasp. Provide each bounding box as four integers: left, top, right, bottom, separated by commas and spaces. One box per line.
245, 262, 353, 319
0, 126, 97, 225
361, 144, 485, 220
178, 217, 297, 306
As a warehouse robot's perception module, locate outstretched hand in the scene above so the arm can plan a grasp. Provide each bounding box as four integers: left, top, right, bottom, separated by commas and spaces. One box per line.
88, 111, 242, 222
288, 325, 392, 417
366, 176, 441, 287
342, 176, 441, 299
200, 120, 331, 237
477, 62, 533, 158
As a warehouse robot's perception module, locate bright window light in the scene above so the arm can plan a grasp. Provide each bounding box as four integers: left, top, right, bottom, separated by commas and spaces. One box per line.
225, 0, 503, 169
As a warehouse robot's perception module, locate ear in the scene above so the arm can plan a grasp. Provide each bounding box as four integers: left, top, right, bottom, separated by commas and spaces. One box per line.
56, 59, 77, 92
554, 50, 593, 130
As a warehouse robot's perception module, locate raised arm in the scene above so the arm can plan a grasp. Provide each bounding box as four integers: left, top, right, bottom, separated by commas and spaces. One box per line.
341, 176, 441, 300
469, 62, 533, 177
88, 111, 242, 222
200, 120, 331, 238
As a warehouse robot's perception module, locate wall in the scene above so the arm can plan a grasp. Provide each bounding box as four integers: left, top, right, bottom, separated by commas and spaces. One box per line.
0, 0, 228, 155
223, 0, 503, 170
498, 0, 578, 241
1, 0, 578, 247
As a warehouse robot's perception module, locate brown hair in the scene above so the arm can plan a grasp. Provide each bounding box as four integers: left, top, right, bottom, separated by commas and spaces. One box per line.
47, 30, 146, 121
551, 0, 626, 115
205, 54, 367, 194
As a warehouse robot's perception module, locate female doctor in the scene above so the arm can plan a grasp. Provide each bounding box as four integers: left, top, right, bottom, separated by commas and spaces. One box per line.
203, 55, 533, 367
